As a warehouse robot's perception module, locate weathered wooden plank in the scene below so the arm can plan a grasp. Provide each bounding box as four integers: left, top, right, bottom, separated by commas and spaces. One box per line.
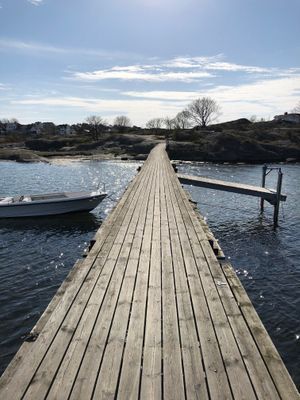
140, 162, 163, 399
162, 160, 233, 400
160, 167, 186, 400
163, 166, 209, 400
116, 161, 158, 399
167, 160, 257, 400
92, 162, 157, 399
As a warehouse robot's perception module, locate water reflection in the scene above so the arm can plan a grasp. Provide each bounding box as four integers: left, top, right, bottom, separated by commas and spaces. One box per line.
0, 212, 101, 234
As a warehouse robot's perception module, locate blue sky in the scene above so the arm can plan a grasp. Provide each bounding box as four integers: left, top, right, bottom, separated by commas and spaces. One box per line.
0, 0, 299, 126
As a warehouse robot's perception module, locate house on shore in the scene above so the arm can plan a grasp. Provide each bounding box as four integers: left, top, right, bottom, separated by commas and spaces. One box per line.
0, 121, 21, 134
56, 124, 75, 135
274, 112, 300, 123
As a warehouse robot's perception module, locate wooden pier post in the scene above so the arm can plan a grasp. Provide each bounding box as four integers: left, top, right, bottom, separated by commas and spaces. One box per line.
260, 164, 268, 212
273, 168, 283, 228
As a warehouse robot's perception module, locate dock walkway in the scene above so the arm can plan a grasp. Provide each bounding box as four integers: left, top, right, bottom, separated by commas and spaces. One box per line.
0, 144, 298, 399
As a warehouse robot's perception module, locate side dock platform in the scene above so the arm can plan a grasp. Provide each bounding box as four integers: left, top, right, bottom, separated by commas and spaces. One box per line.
0, 143, 298, 399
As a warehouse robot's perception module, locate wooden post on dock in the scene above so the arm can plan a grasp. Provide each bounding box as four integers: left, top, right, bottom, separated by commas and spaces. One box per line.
273, 168, 283, 228
260, 164, 268, 212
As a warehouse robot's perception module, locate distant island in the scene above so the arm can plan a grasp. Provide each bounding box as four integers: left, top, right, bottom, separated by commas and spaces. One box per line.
0, 114, 299, 163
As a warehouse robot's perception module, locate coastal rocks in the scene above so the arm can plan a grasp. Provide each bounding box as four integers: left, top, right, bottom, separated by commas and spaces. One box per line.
0, 148, 48, 163
167, 139, 300, 163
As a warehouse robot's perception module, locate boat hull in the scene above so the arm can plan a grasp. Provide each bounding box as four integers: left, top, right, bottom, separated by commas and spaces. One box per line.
0, 194, 106, 218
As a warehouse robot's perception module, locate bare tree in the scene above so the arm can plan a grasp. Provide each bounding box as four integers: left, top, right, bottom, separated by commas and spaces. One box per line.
146, 118, 164, 130
292, 101, 300, 113
173, 110, 192, 129
85, 115, 107, 140
0, 118, 19, 124
163, 116, 175, 130
186, 97, 221, 127
114, 115, 132, 128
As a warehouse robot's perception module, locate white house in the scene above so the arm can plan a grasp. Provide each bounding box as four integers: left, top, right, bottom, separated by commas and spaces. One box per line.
274, 113, 300, 123
57, 124, 73, 135
30, 122, 43, 135
6, 122, 18, 132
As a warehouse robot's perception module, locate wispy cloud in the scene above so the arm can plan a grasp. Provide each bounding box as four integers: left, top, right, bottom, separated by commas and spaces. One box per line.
0, 39, 67, 54
124, 90, 197, 101
0, 83, 9, 90
164, 56, 273, 74
126, 75, 300, 101
12, 96, 183, 125
0, 38, 138, 59
27, 0, 44, 6
70, 55, 287, 84
72, 66, 213, 83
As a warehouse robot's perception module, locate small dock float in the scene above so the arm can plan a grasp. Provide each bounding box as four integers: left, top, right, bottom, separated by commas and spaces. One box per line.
177, 174, 286, 203
0, 144, 298, 399
177, 171, 286, 227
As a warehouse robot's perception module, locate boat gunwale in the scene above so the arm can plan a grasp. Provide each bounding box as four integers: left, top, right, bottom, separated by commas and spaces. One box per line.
0, 192, 107, 208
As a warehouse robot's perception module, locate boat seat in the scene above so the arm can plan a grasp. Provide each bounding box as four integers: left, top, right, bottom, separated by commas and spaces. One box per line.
0, 197, 14, 204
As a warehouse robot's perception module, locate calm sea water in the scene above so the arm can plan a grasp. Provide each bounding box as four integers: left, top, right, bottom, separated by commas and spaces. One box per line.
0, 159, 299, 389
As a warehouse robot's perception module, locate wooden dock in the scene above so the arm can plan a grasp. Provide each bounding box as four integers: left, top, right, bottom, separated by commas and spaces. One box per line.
0, 144, 298, 399
177, 174, 287, 204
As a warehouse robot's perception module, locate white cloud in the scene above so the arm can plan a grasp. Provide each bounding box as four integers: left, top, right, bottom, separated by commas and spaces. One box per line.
163, 55, 262, 72
150, 55, 273, 74
72, 67, 212, 83
209, 76, 300, 118
70, 55, 290, 84
123, 75, 300, 120
0, 83, 9, 90
124, 90, 198, 101
203, 61, 270, 73
125, 75, 300, 102
27, 0, 44, 6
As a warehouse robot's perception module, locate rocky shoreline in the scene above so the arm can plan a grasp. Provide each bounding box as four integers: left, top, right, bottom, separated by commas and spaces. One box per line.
0, 119, 299, 164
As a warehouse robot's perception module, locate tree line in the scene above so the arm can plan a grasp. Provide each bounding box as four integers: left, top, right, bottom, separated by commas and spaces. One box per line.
2, 98, 299, 141
86, 97, 221, 139
146, 97, 221, 131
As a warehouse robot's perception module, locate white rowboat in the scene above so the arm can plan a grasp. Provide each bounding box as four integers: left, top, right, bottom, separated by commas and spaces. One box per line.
0, 190, 107, 218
